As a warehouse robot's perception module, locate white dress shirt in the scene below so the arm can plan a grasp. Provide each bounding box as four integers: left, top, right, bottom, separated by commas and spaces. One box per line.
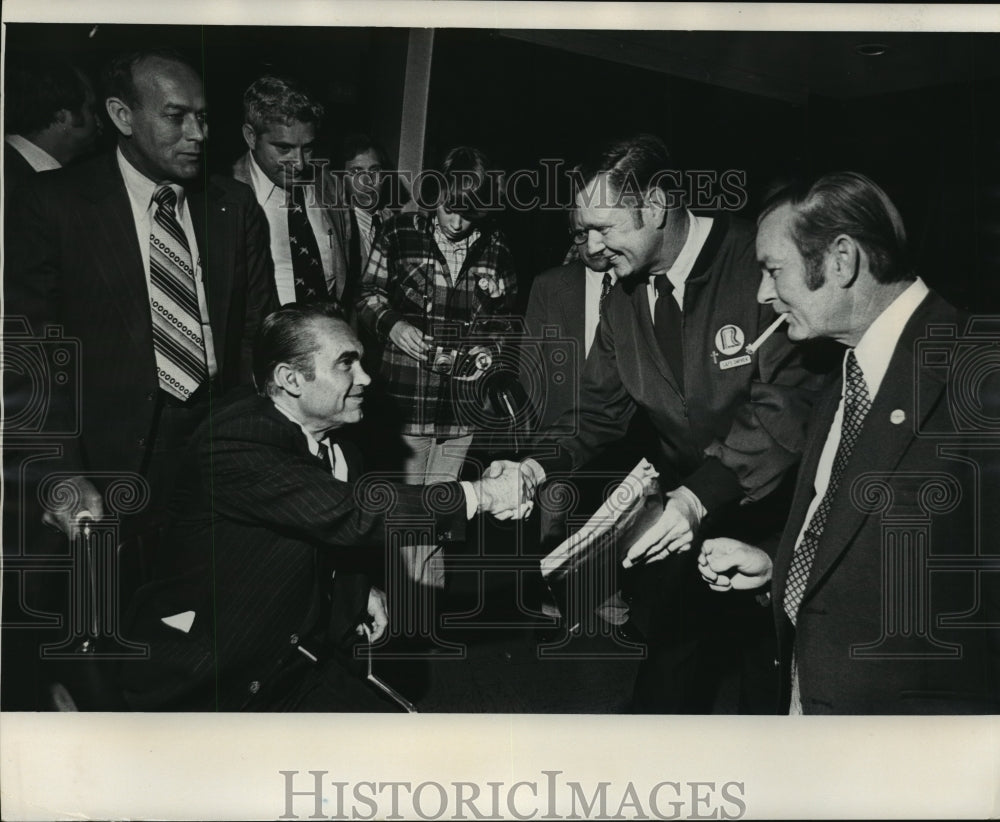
646, 211, 714, 320
584, 267, 617, 357
117, 148, 218, 378
247, 152, 337, 305
5, 134, 61, 172
788, 277, 930, 713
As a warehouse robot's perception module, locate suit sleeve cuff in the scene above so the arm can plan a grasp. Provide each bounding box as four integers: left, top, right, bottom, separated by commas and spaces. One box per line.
460, 481, 479, 520
684, 457, 744, 514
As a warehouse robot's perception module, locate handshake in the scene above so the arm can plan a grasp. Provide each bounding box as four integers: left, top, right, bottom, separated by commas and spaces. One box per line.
470, 459, 543, 520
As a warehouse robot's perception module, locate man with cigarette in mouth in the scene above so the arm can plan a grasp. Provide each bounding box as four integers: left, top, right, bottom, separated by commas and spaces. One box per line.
698, 172, 1000, 713
504, 134, 831, 712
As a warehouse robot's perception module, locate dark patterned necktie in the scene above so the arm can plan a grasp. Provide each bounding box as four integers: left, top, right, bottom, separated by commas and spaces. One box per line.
783, 350, 872, 625
288, 184, 329, 302
653, 274, 684, 392
149, 184, 207, 401
599, 272, 613, 315
316, 441, 335, 475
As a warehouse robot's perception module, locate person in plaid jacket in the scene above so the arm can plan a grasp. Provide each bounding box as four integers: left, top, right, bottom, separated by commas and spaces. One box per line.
355, 146, 517, 584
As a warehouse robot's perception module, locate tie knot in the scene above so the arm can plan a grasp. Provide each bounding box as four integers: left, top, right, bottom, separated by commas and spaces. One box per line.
602, 272, 613, 289
845, 350, 870, 400
153, 184, 178, 210
653, 274, 673, 297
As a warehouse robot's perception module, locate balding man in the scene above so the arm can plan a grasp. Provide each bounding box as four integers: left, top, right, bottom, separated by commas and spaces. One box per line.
7, 48, 278, 541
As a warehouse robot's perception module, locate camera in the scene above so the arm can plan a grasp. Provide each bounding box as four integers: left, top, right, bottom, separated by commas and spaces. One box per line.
2, 317, 82, 438
915, 317, 1000, 438
439, 317, 579, 444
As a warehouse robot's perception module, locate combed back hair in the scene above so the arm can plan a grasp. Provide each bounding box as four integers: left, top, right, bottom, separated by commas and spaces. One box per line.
758, 171, 912, 287
102, 48, 198, 108
576, 133, 676, 209
340, 132, 389, 168
243, 75, 324, 134
5, 57, 91, 135
252, 302, 347, 397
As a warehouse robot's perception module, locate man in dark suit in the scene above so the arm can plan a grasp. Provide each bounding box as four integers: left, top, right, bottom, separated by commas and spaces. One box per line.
3, 56, 101, 204
119, 303, 527, 710
522, 209, 650, 630
6, 48, 279, 540
232, 75, 350, 307
699, 171, 1000, 713
506, 134, 830, 712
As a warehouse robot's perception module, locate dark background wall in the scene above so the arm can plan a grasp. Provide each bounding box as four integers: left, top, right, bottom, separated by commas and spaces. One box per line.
425, 29, 1000, 312
6, 23, 1000, 311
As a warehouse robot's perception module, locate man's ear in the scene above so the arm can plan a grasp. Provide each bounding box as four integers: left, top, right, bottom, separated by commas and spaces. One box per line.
273, 362, 303, 397
644, 186, 669, 228
53, 109, 73, 129
241, 124, 257, 152
105, 97, 132, 137
830, 234, 862, 287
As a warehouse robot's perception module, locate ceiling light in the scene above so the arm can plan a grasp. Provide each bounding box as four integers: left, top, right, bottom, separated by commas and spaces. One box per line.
855, 43, 889, 57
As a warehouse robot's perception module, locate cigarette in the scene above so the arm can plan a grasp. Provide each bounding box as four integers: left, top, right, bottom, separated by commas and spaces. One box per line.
745, 313, 788, 355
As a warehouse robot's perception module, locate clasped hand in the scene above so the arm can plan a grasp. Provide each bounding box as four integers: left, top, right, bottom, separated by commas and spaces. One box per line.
475, 460, 538, 520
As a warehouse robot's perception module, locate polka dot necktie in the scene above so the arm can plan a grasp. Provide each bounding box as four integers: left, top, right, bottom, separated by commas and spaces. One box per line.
288, 184, 330, 302
783, 350, 872, 625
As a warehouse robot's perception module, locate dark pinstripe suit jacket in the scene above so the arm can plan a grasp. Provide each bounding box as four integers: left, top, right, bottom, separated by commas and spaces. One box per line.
119, 389, 468, 710
5, 151, 278, 480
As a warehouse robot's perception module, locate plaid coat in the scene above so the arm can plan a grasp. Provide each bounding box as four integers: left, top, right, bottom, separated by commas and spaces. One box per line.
355, 212, 518, 437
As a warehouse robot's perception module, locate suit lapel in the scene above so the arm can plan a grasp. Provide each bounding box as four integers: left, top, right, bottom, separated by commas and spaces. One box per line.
86, 155, 150, 351
631, 278, 682, 394
802, 292, 954, 600
559, 262, 586, 364
772, 379, 843, 596
189, 179, 234, 366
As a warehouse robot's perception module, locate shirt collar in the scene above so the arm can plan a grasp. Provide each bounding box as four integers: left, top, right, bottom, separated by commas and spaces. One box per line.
5, 134, 61, 172
658, 210, 712, 290
117, 146, 185, 212
852, 277, 930, 399
272, 400, 329, 456
247, 151, 281, 206
585, 266, 617, 285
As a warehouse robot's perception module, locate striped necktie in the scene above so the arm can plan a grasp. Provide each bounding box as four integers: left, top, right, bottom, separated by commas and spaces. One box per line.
783, 350, 872, 625
149, 184, 208, 401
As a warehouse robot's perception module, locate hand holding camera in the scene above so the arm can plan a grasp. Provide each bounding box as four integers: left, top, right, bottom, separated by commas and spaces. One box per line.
389, 319, 433, 362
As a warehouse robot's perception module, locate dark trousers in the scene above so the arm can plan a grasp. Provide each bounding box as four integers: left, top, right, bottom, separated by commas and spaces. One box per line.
627, 550, 778, 714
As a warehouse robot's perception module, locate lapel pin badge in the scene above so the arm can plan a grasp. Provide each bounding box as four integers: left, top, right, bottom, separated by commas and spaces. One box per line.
890, 409, 906, 425
715, 323, 750, 370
